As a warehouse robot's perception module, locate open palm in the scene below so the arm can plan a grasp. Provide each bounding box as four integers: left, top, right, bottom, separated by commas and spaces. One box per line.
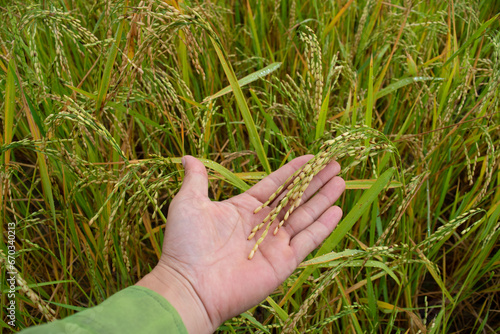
139, 155, 345, 333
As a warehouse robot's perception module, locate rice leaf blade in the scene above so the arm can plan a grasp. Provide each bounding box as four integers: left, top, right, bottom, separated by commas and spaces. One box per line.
203, 62, 282, 103
375, 77, 439, 100
280, 167, 395, 306
95, 15, 126, 114
3, 58, 16, 166
315, 89, 330, 140
210, 37, 271, 174
443, 13, 499, 67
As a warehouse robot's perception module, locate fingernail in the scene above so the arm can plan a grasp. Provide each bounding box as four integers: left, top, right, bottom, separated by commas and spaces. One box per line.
181, 157, 186, 167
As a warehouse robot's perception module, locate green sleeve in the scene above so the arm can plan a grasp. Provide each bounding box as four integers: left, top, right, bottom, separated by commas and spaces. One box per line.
20, 286, 188, 334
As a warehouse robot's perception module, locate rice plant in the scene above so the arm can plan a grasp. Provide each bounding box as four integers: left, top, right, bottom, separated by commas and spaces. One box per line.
1, 0, 499, 333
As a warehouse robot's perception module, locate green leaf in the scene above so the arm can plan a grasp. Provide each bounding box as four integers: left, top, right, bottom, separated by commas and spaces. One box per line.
146, 157, 250, 192
300, 250, 401, 285
299, 249, 363, 266
66, 85, 97, 100
280, 167, 396, 305
96, 16, 126, 114
317, 167, 395, 254
375, 76, 441, 100
127, 109, 164, 130
2, 279, 75, 294
3, 58, 16, 166
197, 157, 250, 191
344, 179, 402, 189
315, 89, 330, 140
443, 13, 499, 67
265, 296, 289, 322
240, 312, 270, 333
48, 301, 86, 312
249, 88, 291, 155
210, 37, 271, 174
203, 62, 282, 103
13, 64, 55, 223
328, 260, 400, 285
366, 56, 374, 129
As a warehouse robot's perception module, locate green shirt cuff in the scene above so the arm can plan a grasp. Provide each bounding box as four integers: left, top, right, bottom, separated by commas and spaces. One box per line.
20, 286, 188, 334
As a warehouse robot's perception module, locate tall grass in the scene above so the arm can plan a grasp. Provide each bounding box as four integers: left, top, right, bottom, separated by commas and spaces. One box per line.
1, 0, 499, 332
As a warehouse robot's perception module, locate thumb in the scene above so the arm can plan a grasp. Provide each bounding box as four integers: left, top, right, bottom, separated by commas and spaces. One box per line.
179, 155, 208, 198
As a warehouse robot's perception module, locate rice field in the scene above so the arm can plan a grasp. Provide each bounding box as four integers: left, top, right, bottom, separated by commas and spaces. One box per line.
1, 0, 499, 332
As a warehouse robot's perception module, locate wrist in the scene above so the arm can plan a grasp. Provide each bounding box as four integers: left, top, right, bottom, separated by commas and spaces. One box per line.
136, 264, 215, 334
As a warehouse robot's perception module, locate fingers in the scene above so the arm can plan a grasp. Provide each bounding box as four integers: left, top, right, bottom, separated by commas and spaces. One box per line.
245, 155, 314, 203
178, 155, 209, 198
289, 205, 343, 263
283, 175, 345, 237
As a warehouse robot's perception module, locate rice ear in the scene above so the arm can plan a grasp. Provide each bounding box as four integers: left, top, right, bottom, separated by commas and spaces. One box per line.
247, 126, 394, 259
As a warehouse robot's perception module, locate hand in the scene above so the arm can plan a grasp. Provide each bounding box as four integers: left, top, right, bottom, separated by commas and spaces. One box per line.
136, 155, 345, 333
